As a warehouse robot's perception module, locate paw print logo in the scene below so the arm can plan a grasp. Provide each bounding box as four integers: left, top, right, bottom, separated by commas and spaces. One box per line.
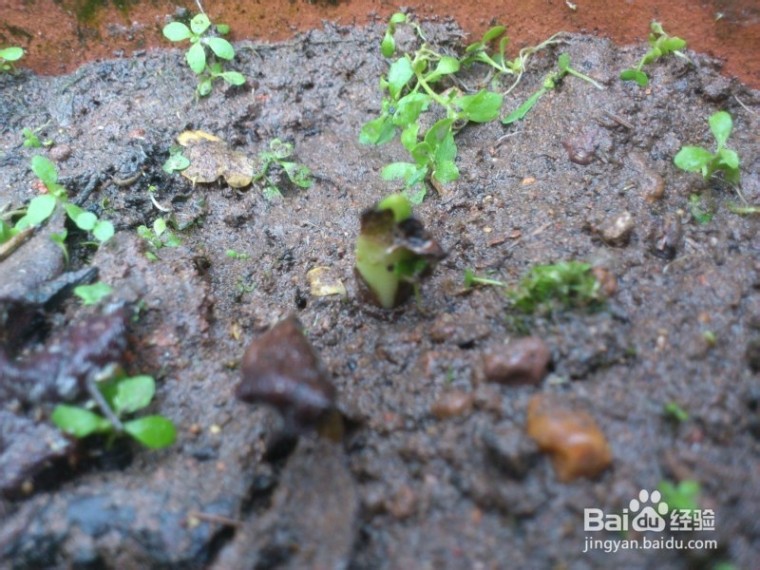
629, 489, 669, 532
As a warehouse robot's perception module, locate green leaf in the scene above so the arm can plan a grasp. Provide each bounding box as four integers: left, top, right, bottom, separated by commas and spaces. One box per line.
381, 32, 395, 58
387, 57, 414, 99
15, 194, 57, 229
709, 111, 732, 148
378, 193, 413, 222
216, 23, 230, 35
688, 194, 712, 225
388, 12, 407, 25
400, 122, 420, 151
262, 186, 283, 201
220, 71, 245, 85
557, 53, 571, 73
660, 37, 686, 54
620, 69, 648, 87
186, 42, 207, 74
22, 128, 42, 148
50, 230, 69, 263
502, 88, 546, 125
93, 220, 115, 242
424, 56, 460, 83
456, 89, 503, 123
153, 217, 168, 237
404, 186, 427, 205
162, 22, 192, 42
124, 416, 176, 449
205, 37, 235, 60
74, 211, 98, 231
112, 375, 155, 415
190, 13, 211, 35
382, 162, 419, 181
359, 115, 396, 145
0, 220, 17, 243
424, 118, 455, 147
269, 138, 293, 159
74, 282, 113, 305
433, 160, 459, 184
31, 155, 58, 186
197, 78, 213, 97
163, 151, 190, 173
0, 46, 24, 62
674, 146, 714, 172
393, 92, 430, 126
717, 148, 739, 170
52, 405, 111, 438
482, 25, 506, 43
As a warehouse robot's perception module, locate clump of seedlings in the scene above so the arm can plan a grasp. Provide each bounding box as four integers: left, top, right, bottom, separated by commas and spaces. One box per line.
162, 11, 245, 97
0, 46, 23, 73
53, 374, 176, 449
502, 52, 603, 125
509, 261, 604, 314
354, 193, 446, 309
1, 157, 114, 260
137, 217, 182, 261
674, 110, 740, 185
620, 21, 687, 87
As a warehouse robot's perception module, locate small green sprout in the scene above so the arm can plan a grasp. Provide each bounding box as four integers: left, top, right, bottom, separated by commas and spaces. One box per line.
162, 145, 191, 173
674, 111, 740, 185
657, 479, 700, 517
0, 46, 24, 73
162, 12, 245, 97
503, 53, 603, 125
621, 22, 687, 87
226, 249, 250, 260
361, 13, 506, 202
1, 157, 114, 252
137, 217, 181, 260
463, 268, 507, 289
255, 139, 313, 200
74, 282, 113, 306
663, 401, 689, 422
509, 261, 604, 314
355, 193, 445, 309
688, 194, 713, 225
52, 374, 176, 449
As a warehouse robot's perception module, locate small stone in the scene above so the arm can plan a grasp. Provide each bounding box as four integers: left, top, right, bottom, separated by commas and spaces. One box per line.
591, 266, 617, 297
599, 211, 634, 247
525, 394, 612, 482
386, 485, 416, 519
49, 144, 72, 162
481, 426, 540, 479
236, 317, 336, 429
483, 337, 551, 386
431, 390, 474, 419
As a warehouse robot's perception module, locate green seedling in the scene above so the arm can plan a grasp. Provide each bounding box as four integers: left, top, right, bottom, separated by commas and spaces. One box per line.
674, 111, 740, 185
52, 374, 176, 449
74, 282, 113, 306
0, 46, 24, 73
509, 261, 603, 314
657, 479, 700, 516
461, 27, 564, 94
620, 21, 687, 87
463, 268, 507, 289
355, 193, 445, 309
162, 145, 191, 174
361, 13, 505, 202
226, 249, 250, 260
1, 157, 114, 252
663, 401, 689, 422
254, 139, 313, 200
137, 217, 181, 260
688, 194, 713, 225
503, 53, 603, 125
162, 12, 245, 97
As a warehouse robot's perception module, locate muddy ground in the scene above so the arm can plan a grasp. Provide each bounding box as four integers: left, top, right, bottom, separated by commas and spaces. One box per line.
1, 18, 759, 570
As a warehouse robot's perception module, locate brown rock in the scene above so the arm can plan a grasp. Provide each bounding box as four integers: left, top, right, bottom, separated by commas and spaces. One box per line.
49, 144, 72, 162
236, 317, 335, 428
483, 337, 551, 386
525, 394, 612, 482
431, 390, 474, 419
429, 312, 491, 346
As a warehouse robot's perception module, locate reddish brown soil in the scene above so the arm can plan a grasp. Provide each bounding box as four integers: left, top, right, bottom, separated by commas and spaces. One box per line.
2, 0, 759, 88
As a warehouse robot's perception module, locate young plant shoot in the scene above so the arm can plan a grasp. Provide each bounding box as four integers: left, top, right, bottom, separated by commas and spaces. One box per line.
509, 261, 604, 314
354, 193, 446, 309
162, 12, 245, 97
674, 111, 740, 185
620, 21, 687, 87
0, 46, 24, 73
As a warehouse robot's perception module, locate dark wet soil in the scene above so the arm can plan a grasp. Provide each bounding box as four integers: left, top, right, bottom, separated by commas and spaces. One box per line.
1, 18, 760, 569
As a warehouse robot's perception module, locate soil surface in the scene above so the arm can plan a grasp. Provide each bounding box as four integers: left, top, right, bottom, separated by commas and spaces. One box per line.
1, 16, 760, 570
2, 0, 760, 89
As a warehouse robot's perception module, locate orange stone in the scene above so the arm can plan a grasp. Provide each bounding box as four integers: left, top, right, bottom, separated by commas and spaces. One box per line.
525, 394, 612, 482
